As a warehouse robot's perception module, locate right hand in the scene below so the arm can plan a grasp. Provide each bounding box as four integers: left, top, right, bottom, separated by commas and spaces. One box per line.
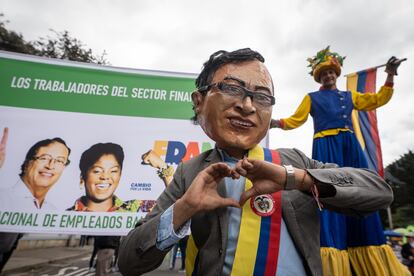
234, 158, 286, 206
174, 163, 240, 225
0, 127, 9, 169
385, 56, 404, 76
270, 119, 281, 129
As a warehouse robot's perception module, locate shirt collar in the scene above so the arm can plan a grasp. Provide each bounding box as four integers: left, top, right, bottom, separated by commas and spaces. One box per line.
216, 147, 244, 163
12, 179, 55, 210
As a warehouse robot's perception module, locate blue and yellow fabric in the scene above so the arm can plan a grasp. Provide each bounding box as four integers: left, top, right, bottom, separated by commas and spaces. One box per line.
346, 69, 409, 276
278, 85, 393, 138
185, 145, 284, 276
277, 74, 408, 275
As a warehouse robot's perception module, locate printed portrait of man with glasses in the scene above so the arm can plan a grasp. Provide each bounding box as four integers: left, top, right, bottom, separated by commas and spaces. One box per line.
0, 136, 71, 211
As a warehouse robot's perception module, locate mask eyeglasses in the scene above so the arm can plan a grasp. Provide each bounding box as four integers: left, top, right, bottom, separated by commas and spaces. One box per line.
199, 82, 275, 107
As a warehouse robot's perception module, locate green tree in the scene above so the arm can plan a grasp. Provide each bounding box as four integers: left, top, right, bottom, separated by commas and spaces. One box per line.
35, 30, 108, 64
0, 14, 108, 64
384, 150, 414, 227
0, 15, 38, 55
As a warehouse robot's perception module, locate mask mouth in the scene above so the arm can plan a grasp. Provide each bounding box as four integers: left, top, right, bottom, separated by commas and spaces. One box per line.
229, 118, 254, 129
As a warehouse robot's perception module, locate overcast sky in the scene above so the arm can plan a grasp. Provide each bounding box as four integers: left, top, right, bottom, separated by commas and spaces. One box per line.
1, 0, 413, 166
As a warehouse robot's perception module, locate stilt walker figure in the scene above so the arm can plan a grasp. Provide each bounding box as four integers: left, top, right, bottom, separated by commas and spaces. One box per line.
271, 46, 408, 276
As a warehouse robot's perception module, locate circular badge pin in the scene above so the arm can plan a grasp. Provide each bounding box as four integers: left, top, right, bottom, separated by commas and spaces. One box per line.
250, 194, 276, 217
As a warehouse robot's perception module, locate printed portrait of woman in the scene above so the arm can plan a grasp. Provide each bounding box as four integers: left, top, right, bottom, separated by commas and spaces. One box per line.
67, 142, 155, 212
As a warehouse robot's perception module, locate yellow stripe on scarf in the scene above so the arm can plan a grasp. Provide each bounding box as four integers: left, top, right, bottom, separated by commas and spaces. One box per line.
231, 144, 264, 276
185, 235, 198, 276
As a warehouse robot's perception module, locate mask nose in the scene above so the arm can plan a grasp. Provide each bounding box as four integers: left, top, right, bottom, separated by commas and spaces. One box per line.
236, 96, 256, 114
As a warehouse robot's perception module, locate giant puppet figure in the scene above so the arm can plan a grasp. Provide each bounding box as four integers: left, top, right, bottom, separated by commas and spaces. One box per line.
119, 48, 394, 276
271, 47, 407, 275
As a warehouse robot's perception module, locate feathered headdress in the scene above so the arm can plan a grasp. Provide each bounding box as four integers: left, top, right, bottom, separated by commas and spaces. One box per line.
307, 46, 345, 82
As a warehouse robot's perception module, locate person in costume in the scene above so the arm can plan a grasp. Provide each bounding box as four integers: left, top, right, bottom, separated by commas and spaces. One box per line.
118, 48, 393, 276
270, 46, 407, 275
67, 142, 155, 212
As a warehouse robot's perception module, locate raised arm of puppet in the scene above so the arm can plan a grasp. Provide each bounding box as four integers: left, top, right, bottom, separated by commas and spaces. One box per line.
352, 56, 404, 111
351, 86, 393, 111
234, 149, 393, 217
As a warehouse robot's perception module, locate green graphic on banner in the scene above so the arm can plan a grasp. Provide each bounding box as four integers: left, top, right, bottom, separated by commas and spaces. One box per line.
0, 52, 213, 235
0, 210, 145, 234
0, 54, 196, 119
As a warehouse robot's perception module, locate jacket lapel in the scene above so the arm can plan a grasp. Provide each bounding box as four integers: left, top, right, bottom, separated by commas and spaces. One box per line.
204, 148, 229, 254
282, 191, 309, 262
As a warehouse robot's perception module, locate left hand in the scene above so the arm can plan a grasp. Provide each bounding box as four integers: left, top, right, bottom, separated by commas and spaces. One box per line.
234, 158, 286, 206
173, 162, 240, 229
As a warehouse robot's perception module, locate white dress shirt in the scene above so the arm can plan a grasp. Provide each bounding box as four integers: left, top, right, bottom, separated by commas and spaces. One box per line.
0, 179, 57, 211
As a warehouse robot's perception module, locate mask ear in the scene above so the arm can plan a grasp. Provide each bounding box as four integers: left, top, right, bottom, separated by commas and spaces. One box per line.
191, 91, 203, 114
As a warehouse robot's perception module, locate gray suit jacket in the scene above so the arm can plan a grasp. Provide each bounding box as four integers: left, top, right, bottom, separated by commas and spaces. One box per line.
119, 147, 393, 276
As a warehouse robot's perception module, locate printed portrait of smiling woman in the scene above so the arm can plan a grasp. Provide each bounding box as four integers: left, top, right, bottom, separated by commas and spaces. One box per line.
67, 143, 155, 212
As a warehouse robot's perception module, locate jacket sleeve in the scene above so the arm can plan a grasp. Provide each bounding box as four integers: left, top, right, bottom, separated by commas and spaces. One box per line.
351, 85, 394, 111
287, 148, 393, 217
118, 163, 187, 276
279, 94, 311, 130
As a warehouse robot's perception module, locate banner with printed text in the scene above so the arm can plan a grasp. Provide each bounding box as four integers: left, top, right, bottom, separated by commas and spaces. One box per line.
0, 51, 241, 235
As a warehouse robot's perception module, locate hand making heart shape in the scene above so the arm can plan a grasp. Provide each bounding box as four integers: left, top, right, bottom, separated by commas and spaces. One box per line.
179, 159, 286, 213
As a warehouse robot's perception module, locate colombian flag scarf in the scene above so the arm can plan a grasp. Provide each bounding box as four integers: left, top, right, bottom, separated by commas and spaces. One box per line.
186, 145, 283, 276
